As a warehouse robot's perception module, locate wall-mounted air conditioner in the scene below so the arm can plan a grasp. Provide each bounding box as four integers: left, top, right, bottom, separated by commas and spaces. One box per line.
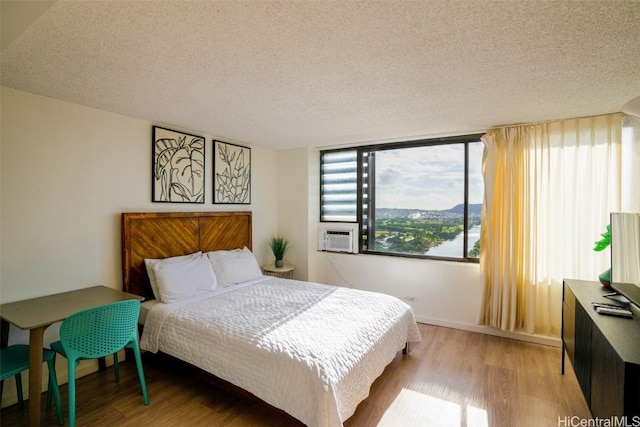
318, 223, 359, 254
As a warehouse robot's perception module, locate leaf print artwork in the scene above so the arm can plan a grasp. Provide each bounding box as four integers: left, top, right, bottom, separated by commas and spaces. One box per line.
152, 127, 205, 203
214, 141, 251, 204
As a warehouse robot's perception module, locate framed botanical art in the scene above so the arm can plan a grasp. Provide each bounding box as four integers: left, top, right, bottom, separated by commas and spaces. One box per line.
152, 126, 205, 203
213, 140, 251, 204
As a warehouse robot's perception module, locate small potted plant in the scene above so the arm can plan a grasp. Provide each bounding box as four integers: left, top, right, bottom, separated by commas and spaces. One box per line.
593, 224, 611, 286
268, 236, 290, 268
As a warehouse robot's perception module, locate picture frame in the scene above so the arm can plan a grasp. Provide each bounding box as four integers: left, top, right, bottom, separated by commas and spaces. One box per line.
213, 140, 251, 204
152, 126, 205, 203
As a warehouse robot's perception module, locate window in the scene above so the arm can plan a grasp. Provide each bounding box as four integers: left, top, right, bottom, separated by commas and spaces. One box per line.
320, 135, 484, 261
320, 150, 358, 222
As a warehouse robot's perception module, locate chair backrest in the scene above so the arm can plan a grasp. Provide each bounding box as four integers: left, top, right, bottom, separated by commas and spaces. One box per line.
60, 299, 141, 359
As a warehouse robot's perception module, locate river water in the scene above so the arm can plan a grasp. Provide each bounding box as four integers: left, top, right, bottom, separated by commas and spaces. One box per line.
426, 225, 481, 257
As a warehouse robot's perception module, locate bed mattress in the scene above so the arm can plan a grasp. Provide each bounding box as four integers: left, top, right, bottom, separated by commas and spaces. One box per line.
140, 277, 421, 427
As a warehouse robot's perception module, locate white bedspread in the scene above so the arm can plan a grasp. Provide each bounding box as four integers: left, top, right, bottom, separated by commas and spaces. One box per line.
140, 277, 421, 427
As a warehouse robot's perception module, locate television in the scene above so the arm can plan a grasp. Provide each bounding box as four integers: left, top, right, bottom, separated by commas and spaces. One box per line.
610, 212, 640, 308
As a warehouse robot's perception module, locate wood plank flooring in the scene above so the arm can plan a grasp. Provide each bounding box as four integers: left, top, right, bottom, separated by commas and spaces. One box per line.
0, 324, 591, 426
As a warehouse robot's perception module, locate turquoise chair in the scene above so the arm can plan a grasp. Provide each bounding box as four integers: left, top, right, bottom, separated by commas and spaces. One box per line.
49, 299, 149, 427
0, 344, 64, 425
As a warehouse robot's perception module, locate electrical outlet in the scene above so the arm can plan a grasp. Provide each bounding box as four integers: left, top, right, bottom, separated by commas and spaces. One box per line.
401, 296, 415, 302
329, 256, 338, 265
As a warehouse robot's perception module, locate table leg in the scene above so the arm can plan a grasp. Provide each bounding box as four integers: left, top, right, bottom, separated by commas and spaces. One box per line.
1, 319, 9, 397
28, 326, 45, 427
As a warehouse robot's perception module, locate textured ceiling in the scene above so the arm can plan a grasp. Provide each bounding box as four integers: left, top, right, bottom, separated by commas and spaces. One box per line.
2, 0, 639, 150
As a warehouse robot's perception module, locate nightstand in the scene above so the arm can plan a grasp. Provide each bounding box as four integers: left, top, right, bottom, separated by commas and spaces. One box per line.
262, 263, 294, 279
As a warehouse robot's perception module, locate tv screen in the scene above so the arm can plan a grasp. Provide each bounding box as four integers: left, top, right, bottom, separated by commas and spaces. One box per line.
610, 212, 640, 307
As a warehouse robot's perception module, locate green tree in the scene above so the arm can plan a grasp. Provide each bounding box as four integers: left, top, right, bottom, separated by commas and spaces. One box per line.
469, 239, 481, 258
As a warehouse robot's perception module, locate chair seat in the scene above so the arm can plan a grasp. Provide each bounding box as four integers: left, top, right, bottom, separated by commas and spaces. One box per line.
50, 340, 129, 358
49, 341, 65, 357
0, 344, 56, 378
51, 339, 123, 382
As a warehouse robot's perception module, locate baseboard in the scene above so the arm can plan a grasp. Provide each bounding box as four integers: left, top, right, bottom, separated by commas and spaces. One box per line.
415, 315, 562, 347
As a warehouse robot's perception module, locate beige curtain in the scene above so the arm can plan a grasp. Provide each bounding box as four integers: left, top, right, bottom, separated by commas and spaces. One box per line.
479, 114, 621, 335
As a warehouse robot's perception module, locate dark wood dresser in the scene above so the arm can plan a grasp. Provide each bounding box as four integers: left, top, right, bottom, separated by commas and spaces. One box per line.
562, 279, 640, 417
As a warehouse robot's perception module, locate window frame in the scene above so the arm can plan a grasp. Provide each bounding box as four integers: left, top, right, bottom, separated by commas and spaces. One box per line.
320, 133, 483, 263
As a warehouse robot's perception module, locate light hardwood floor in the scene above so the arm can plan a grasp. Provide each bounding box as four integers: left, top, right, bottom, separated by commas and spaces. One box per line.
1, 323, 591, 426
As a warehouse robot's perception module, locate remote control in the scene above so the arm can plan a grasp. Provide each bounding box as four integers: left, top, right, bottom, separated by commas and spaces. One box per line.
591, 302, 628, 310
596, 306, 633, 318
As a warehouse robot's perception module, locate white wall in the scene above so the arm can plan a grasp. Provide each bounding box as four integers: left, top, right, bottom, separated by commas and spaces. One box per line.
0, 86, 278, 406
274, 149, 310, 279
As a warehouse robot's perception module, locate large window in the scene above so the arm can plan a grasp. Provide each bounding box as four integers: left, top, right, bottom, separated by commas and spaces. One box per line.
321, 135, 484, 261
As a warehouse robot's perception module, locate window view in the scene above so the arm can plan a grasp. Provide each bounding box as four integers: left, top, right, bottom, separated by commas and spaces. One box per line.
321, 136, 484, 261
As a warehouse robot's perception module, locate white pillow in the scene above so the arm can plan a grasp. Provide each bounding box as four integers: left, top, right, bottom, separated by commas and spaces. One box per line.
206, 247, 263, 287
145, 252, 218, 303
144, 251, 203, 300
152, 253, 218, 303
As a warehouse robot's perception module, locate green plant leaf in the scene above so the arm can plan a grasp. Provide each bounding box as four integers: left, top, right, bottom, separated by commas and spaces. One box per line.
268, 236, 290, 259
593, 224, 611, 251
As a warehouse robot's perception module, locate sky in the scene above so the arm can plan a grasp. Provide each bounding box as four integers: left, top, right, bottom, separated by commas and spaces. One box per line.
375, 141, 484, 211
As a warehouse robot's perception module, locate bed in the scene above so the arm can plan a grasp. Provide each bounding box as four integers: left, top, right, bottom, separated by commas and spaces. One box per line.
122, 211, 421, 427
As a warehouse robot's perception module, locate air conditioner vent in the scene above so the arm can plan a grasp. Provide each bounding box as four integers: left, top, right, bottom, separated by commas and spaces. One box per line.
318, 223, 359, 253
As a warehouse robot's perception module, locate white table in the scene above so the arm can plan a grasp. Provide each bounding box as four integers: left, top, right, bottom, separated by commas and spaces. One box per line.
262, 263, 295, 279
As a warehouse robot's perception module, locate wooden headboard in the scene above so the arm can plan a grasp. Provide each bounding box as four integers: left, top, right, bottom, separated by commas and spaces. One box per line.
122, 211, 252, 300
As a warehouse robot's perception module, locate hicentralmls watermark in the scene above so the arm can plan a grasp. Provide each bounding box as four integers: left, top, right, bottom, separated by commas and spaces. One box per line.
558, 416, 640, 427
